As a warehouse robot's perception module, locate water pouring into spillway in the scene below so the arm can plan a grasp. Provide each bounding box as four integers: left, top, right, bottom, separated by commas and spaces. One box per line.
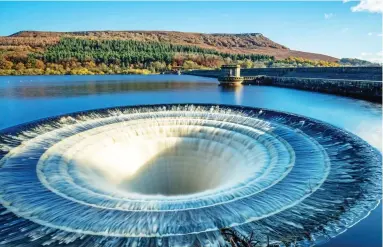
0, 104, 380, 247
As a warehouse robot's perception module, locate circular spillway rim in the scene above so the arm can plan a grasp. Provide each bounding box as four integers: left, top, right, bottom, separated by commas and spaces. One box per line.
0, 104, 380, 240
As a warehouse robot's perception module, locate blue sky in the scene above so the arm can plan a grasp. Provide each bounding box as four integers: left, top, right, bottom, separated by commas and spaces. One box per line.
0, 1, 381, 61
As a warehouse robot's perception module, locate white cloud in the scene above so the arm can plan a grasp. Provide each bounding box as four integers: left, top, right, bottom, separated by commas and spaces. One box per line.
341, 28, 350, 33
361, 52, 373, 56
324, 13, 335, 19
350, 0, 383, 13
369, 57, 383, 63
359, 51, 383, 63
367, 32, 383, 36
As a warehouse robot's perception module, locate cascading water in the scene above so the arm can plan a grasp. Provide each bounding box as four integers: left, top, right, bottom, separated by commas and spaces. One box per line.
0, 104, 381, 247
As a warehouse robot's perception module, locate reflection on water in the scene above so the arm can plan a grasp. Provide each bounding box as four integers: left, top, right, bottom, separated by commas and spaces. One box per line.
220, 85, 243, 105
0, 75, 217, 98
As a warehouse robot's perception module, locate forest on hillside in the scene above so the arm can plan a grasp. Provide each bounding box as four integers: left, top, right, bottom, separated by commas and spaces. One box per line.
0, 37, 363, 76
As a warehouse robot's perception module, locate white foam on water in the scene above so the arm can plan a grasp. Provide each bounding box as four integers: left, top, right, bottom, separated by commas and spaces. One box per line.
0, 105, 380, 246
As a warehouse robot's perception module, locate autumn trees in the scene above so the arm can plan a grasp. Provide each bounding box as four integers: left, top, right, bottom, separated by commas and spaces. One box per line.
275, 56, 340, 67
0, 57, 13, 70
0, 37, 349, 76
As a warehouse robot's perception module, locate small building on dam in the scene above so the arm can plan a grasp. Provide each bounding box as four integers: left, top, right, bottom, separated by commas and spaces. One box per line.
184, 66, 382, 103
218, 65, 244, 86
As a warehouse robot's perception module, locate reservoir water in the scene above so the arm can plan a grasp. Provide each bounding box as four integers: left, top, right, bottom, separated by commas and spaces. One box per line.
0, 75, 381, 247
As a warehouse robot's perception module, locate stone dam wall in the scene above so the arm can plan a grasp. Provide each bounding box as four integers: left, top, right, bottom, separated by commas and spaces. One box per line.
184, 67, 382, 102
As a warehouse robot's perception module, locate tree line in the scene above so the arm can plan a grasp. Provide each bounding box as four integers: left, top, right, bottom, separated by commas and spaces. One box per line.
39, 38, 273, 66
1, 37, 365, 76
0, 38, 276, 75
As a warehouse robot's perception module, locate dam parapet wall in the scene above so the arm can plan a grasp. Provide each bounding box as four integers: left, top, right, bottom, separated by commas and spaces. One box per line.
240, 67, 382, 81
249, 76, 382, 102
184, 67, 382, 102
185, 67, 382, 81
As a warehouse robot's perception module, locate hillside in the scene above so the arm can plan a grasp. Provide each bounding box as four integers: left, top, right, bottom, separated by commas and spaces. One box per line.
3, 30, 337, 61
0, 30, 343, 75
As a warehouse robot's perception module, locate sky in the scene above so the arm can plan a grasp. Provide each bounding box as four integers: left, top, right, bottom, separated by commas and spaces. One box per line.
0, 1, 382, 62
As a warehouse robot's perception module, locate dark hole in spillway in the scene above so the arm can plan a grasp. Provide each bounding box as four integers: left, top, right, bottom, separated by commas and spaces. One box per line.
117, 146, 237, 196
0, 104, 380, 247
69, 124, 261, 197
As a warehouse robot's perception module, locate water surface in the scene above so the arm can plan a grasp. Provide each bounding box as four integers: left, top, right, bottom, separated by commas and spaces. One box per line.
0, 75, 381, 246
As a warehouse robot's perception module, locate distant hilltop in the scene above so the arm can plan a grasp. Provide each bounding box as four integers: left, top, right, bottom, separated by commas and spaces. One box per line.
5, 30, 337, 61
3, 30, 377, 76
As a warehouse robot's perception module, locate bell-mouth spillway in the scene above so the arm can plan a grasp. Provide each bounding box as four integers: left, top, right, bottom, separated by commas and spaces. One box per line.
0, 104, 381, 247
